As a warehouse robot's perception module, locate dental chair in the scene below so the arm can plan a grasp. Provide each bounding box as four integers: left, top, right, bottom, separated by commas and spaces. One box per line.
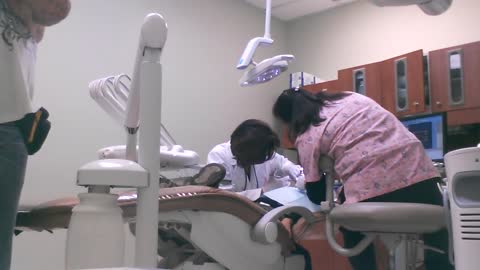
318, 155, 447, 270
16, 185, 315, 270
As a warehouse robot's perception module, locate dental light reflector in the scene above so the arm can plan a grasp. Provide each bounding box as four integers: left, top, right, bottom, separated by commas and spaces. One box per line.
236, 0, 294, 86
240, 54, 294, 87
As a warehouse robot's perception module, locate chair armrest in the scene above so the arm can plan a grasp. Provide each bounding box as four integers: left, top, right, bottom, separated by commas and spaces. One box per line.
252, 205, 316, 244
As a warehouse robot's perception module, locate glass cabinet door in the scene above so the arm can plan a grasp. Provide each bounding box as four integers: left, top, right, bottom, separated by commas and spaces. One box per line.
395, 58, 408, 112
353, 68, 366, 95
448, 49, 465, 106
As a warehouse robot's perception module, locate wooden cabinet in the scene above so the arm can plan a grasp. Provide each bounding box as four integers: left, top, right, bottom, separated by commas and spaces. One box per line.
303, 79, 342, 93
380, 50, 427, 117
279, 41, 480, 148
429, 41, 480, 114
337, 63, 382, 104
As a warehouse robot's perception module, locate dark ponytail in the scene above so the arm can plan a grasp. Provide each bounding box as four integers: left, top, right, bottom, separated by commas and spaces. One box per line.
273, 88, 348, 141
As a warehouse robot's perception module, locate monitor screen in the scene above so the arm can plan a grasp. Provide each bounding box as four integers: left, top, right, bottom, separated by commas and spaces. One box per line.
400, 113, 446, 161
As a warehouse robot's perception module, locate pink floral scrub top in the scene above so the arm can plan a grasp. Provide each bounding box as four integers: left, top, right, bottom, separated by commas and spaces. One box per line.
295, 92, 439, 204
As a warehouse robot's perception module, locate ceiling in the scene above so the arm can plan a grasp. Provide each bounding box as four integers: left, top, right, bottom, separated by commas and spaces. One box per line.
243, 0, 357, 21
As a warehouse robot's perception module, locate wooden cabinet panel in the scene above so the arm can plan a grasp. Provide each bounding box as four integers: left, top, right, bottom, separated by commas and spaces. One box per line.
429, 41, 480, 113
380, 50, 426, 117
303, 79, 341, 93
337, 63, 382, 104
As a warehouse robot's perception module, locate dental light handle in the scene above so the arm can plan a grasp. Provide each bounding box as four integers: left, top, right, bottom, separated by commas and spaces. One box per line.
236, 37, 273, 69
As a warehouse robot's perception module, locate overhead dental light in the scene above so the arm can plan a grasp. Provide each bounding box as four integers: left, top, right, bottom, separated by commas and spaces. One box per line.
369, 0, 453, 16
237, 0, 294, 86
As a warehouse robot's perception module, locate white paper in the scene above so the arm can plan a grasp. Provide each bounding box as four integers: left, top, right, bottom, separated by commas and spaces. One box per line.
236, 188, 262, 201
264, 186, 321, 212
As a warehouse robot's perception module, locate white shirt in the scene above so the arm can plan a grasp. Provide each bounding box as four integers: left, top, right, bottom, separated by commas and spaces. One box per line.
0, 11, 37, 123
207, 142, 303, 192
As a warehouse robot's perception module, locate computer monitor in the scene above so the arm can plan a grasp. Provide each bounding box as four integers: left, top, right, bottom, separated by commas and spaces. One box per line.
400, 113, 447, 161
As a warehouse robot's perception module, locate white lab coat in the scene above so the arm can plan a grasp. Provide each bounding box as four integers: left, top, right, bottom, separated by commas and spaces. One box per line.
207, 142, 303, 192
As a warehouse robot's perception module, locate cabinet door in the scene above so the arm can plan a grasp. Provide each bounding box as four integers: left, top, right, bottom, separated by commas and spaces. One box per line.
429, 41, 480, 113
380, 50, 426, 117
303, 79, 341, 93
337, 63, 382, 104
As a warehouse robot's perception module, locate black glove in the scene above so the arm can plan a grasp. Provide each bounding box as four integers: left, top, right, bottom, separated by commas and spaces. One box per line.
305, 174, 327, 205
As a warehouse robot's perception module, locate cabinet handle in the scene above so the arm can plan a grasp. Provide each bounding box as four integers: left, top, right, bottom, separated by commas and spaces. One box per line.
436, 101, 442, 106
413, 102, 419, 106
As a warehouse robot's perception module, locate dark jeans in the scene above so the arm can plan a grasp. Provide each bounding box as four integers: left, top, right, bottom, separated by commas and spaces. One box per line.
0, 123, 27, 270
340, 178, 454, 270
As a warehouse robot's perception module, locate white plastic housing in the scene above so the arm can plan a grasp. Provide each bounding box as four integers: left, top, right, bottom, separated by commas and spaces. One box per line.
77, 159, 149, 188
124, 13, 168, 130
97, 145, 199, 168
66, 193, 125, 270
239, 54, 294, 86
236, 36, 273, 69
444, 147, 480, 270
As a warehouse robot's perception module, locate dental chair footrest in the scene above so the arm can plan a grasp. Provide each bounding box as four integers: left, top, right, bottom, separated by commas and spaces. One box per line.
330, 202, 445, 233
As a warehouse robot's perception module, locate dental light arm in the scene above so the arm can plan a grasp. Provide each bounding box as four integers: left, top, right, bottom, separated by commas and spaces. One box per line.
369, 0, 452, 16
237, 37, 273, 70
236, 0, 274, 69
236, 0, 294, 86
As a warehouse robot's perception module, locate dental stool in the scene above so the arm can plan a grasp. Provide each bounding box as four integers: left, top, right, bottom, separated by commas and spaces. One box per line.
318, 156, 446, 270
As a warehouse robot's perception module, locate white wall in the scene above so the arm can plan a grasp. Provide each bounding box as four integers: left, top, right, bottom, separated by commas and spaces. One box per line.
287, 0, 480, 80
12, 0, 288, 269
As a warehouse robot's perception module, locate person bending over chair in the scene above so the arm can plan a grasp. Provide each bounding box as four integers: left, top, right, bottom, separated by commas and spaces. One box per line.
207, 119, 312, 270
273, 88, 453, 270
207, 119, 304, 192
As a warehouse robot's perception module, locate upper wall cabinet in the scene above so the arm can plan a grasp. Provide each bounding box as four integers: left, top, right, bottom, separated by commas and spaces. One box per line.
303, 79, 341, 93
429, 41, 480, 113
380, 50, 426, 117
337, 63, 382, 104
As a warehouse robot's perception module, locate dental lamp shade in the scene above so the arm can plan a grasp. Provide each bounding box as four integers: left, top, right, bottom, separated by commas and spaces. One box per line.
236, 0, 294, 86
239, 54, 294, 87
369, 0, 452, 16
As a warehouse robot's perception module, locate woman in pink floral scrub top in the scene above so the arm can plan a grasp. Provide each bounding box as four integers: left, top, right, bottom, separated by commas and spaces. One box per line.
273, 88, 452, 270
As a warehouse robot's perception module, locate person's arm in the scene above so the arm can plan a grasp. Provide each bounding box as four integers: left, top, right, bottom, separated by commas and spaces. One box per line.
305, 174, 327, 205
271, 152, 303, 183
207, 144, 234, 181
